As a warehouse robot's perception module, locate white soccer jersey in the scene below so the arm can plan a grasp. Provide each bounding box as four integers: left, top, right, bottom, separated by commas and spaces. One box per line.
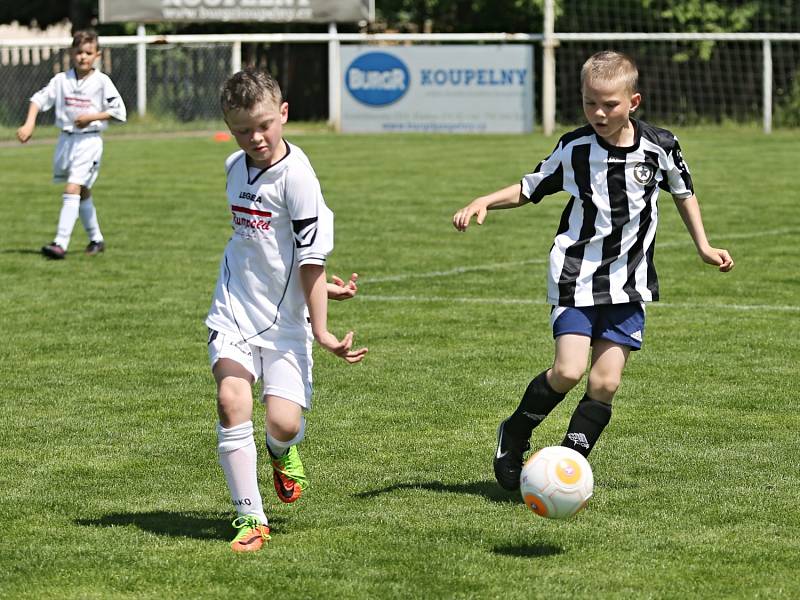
521, 119, 693, 307
30, 68, 126, 133
206, 142, 334, 352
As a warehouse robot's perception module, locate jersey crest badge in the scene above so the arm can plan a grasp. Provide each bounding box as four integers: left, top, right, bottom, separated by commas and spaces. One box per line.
633, 162, 655, 185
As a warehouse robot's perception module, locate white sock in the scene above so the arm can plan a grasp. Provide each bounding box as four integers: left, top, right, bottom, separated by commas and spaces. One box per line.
54, 193, 80, 249
266, 416, 306, 458
79, 196, 103, 243
217, 421, 267, 525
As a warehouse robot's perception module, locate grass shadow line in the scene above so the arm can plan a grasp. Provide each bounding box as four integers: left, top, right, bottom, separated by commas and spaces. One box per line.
75, 510, 285, 541
492, 543, 563, 558
0, 248, 47, 256
354, 480, 522, 504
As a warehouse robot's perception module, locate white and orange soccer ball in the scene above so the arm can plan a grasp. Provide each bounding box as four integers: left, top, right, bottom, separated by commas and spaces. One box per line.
520, 446, 594, 519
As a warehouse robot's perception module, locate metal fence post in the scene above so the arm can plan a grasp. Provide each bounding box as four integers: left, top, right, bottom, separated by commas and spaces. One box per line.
136, 24, 146, 117
763, 38, 772, 134
328, 22, 341, 132
231, 39, 242, 74
542, 0, 557, 136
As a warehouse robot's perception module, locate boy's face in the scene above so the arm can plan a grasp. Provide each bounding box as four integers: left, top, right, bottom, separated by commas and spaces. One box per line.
71, 42, 100, 77
582, 78, 641, 145
225, 98, 289, 168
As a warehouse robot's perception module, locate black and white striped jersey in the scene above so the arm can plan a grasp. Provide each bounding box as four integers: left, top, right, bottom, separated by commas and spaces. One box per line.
521, 119, 693, 307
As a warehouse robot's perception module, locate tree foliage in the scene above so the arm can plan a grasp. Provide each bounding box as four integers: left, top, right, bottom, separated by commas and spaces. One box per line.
375, 0, 546, 33
0, 0, 796, 35
376, 0, 798, 33
0, 0, 95, 30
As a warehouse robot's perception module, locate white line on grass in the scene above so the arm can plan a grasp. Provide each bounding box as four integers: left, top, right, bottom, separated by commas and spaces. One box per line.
363, 227, 798, 284
358, 294, 800, 313
365, 259, 547, 283
657, 227, 799, 249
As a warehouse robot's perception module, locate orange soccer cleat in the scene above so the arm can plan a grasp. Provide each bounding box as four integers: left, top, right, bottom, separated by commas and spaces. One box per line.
269, 445, 308, 503
230, 515, 270, 552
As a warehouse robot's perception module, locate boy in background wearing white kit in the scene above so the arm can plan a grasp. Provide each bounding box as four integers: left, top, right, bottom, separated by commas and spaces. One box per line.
17, 29, 126, 259
207, 69, 367, 552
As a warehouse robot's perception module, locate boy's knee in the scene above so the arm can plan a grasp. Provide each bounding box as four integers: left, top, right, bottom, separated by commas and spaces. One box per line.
216, 381, 251, 424
267, 413, 302, 441
550, 363, 584, 391
587, 373, 622, 401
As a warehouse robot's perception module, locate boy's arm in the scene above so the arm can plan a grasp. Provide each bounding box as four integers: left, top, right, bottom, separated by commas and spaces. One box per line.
74, 111, 114, 129
673, 194, 734, 272
300, 264, 368, 363
16, 102, 40, 143
452, 183, 528, 231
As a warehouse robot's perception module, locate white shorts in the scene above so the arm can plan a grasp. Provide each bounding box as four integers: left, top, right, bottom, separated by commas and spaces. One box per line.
53, 132, 103, 188
207, 329, 313, 409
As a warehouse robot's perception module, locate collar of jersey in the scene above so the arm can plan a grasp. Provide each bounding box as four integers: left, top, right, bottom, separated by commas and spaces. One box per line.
244, 139, 291, 185
594, 118, 641, 154
70, 67, 97, 84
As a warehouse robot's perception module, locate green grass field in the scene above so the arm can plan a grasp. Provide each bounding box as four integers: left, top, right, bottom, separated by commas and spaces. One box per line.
1, 126, 798, 599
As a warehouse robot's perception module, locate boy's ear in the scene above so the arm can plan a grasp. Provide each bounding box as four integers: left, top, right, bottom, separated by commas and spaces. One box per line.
629, 92, 642, 113
280, 101, 289, 124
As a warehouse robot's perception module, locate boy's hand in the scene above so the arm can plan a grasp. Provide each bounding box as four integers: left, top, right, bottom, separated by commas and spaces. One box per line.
700, 246, 735, 272
316, 330, 368, 364
16, 125, 33, 143
74, 114, 95, 129
452, 201, 488, 231
327, 273, 359, 301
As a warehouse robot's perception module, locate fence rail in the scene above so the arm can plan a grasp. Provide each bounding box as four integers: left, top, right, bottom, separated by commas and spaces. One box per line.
1, 31, 798, 132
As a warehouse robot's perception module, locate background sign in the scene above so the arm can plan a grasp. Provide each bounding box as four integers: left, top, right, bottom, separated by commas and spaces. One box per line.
341, 45, 534, 133
99, 0, 369, 23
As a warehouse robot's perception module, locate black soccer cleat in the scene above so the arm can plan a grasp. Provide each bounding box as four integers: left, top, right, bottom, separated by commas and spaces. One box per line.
493, 419, 530, 491
85, 240, 105, 256
41, 242, 66, 259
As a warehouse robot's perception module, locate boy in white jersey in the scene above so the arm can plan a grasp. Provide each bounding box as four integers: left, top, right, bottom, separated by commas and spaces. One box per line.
452, 51, 734, 491
206, 69, 367, 551
16, 30, 126, 259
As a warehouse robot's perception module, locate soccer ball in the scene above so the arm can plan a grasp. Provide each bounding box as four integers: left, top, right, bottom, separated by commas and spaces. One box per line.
520, 446, 594, 519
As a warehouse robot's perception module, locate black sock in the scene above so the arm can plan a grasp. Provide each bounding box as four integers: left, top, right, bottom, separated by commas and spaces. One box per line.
561, 394, 612, 457
504, 370, 567, 440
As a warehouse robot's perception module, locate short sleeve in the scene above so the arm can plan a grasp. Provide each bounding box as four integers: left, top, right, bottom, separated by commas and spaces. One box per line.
521, 140, 565, 204
660, 137, 693, 198
101, 76, 127, 122
285, 166, 334, 266
30, 75, 58, 112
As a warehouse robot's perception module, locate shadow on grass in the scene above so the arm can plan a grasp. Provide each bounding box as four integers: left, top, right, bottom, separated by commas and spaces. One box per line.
75, 511, 286, 541
354, 480, 522, 504
492, 543, 563, 558
0, 249, 47, 256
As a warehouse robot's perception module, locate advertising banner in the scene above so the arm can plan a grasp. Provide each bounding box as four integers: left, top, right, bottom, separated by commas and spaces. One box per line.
99, 0, 369, 24
341, 45, 534, 133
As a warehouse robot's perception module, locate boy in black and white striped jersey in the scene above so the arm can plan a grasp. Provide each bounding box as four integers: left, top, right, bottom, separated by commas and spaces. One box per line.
452, 50, 734, 492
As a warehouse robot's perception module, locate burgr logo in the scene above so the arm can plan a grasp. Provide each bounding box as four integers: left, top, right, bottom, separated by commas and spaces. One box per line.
346, 52, 409, 107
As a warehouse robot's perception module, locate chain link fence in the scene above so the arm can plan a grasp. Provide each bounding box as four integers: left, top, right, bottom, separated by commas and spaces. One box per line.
0, 40, 329, 128
553, 40, 800, 126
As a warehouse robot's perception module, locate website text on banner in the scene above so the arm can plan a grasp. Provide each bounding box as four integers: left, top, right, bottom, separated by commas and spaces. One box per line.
99, 0, 368, 23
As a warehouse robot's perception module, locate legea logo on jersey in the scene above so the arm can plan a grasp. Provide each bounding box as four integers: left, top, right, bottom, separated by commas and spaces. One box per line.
346, 52, 409, 106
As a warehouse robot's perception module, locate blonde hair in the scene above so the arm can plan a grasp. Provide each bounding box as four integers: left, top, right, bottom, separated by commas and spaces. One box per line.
220, 69, 283, 115
581, 50, 638, 94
